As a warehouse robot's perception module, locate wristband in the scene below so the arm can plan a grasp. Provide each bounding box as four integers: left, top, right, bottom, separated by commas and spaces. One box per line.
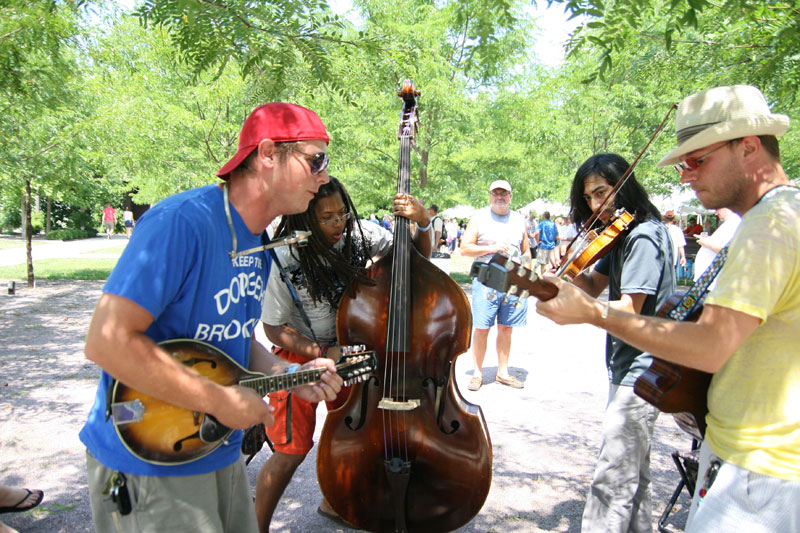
601, 301, 610, 319
286, 363, 301, 374
416, 220, 431, 232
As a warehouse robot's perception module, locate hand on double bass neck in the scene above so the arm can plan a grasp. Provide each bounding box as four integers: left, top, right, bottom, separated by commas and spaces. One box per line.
392, 192, 433, 259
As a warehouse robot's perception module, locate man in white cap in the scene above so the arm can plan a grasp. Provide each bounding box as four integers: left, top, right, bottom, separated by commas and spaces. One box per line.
460, 179, 531, 390
80, 103, 343, 532
537, 85, 799, 531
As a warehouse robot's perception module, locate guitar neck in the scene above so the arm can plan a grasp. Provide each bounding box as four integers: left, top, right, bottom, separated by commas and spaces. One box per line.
240, 368, 324, 396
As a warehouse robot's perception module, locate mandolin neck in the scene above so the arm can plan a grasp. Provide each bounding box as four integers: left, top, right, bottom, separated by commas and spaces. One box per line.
239, 369, 324, 397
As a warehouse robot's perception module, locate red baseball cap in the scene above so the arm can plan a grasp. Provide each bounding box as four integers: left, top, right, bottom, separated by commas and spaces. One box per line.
216, 103, 329, 179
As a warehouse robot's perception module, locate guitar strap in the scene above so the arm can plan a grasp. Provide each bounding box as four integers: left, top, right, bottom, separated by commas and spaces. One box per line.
264, 232, 323, 349
667, 246, 728, 321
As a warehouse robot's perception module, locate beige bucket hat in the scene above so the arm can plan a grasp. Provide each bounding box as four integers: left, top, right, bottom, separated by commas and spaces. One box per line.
658, 85, 789, 167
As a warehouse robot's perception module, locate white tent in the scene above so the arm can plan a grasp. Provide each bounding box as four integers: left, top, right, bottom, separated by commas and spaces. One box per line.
522, 198, 568, 217
441, 205, 477, 219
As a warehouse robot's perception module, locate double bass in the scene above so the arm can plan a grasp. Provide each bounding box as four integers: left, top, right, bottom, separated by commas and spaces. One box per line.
316, 81, 493, 532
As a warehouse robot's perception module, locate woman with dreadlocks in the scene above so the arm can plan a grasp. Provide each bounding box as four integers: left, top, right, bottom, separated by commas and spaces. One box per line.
254, 177, 432, 531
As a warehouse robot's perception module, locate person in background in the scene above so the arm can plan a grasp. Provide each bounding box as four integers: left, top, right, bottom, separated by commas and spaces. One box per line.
693, 207, 741, 290
663, 210, 687, 279
428, 204, 445, 253
102, 203, 116, 239
123, 208, 134, 239
446, 217, 459, 253
534, 211, 558, 277
460, 179, 531, 391
684, 216, 703, 237
526, 212, 538, 256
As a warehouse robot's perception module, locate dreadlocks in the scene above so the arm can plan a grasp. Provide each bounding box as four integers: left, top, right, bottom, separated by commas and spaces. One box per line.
273, 177, 374, 307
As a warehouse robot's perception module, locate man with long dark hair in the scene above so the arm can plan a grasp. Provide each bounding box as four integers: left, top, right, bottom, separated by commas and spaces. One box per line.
565, 153, 675, 532
255, 177, 432, 531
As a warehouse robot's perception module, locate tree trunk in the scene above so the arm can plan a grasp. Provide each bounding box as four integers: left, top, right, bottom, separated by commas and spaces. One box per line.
20, 196, 26, 238
46, 197, 52, 235
25, 177, 34, 288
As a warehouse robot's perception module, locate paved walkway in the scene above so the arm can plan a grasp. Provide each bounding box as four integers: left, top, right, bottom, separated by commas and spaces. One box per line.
0, 235, 128, 267
0, 273, 693, 532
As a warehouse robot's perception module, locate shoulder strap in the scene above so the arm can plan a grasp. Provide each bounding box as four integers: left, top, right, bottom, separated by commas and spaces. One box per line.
265, 234, 321, 346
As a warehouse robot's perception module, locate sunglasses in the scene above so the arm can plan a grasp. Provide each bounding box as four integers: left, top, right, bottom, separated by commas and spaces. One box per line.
319, 212, 351, 227
290, 146, 329, 174
674, 141, 732, 175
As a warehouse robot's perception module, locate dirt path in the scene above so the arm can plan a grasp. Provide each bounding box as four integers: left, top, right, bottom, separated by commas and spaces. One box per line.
0, 280, 693, 532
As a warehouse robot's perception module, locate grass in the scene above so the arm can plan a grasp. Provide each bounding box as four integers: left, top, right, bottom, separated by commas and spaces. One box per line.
84, 244, 128, 254
0, 248, 472, 283
0, 257, 119, 280
0, 238, 45, 250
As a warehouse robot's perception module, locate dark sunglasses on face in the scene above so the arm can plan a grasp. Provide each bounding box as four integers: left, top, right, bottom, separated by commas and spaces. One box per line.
674, 140, 732, 175
290, 146, 329, 174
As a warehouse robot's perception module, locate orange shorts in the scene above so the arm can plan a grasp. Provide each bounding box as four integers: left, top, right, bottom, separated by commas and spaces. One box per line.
266, 347, 350, 455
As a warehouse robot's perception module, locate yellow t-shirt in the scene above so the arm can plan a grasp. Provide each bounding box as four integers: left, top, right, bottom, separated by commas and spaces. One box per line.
705, 186, 800, 480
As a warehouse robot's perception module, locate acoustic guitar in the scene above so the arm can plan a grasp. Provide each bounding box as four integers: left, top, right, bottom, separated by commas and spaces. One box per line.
471, 254, 711, 440
110, 339, 376, 465
633, 293, 711, 440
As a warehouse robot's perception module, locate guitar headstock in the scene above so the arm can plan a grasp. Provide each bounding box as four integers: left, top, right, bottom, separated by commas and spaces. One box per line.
335, 345, 378, 386
469, 253, 559, 302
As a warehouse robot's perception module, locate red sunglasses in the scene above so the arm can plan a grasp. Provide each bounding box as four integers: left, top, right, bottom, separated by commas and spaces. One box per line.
674, 140, 732, 175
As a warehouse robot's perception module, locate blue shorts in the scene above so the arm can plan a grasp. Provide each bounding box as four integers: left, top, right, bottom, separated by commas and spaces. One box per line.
471, 278, 528, 329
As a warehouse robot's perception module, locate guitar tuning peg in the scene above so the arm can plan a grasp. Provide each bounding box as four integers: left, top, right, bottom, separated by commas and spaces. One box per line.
503, 257, 514, 269
519, 290, 529, 299
528, 270, 538, 281
508, 284, 518, 295
515, 266, 527, 277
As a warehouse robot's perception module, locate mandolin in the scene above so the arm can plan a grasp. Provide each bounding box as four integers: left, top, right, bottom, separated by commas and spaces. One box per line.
110, 339, 376, 465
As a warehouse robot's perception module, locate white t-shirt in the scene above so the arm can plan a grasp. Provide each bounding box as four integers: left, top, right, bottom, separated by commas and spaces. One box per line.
693, 214, 741, 287
666, 224, 686, 266
261, 220, 393, 344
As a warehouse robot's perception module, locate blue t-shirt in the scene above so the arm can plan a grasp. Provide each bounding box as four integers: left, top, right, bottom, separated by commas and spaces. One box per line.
594, 217, 675, 386
79, 185, 271, 476
538, 219, 558, 250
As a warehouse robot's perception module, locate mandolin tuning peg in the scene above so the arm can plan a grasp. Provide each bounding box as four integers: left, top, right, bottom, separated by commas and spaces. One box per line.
515, 266, 527, 278
519, 290, 529, 299
528, 270, 538, 281
503, 258, 514, 269
508, 284, 518, 295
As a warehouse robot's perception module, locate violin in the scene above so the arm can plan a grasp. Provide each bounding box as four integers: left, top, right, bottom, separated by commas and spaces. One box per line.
556, 209, 634, 280
316, 80, 492, 532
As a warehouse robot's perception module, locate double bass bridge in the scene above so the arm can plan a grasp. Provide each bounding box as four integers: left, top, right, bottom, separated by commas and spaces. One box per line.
378, 398, 421, 411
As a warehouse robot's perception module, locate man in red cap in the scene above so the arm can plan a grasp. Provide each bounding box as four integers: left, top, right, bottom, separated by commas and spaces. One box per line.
80, 103, 343, 532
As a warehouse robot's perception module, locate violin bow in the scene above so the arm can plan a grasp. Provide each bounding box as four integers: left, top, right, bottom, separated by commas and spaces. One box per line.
568, 103, 678, 242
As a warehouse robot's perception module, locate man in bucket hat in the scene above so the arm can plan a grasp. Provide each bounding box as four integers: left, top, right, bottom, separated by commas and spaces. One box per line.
537, 85, 799, 531
80, 103, 343, 532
